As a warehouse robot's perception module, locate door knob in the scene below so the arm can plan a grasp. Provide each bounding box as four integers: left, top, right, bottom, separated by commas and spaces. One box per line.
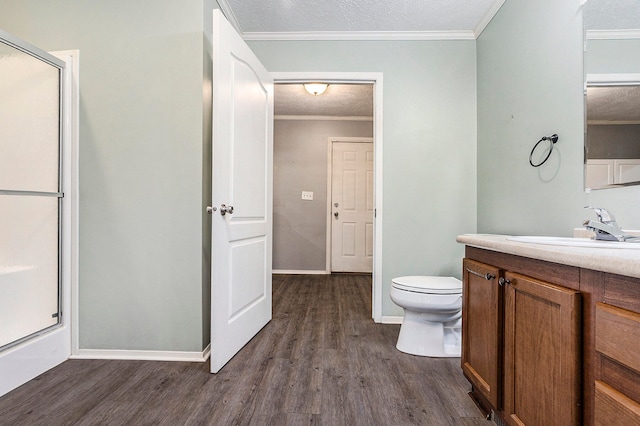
334, 212, 339, 218
220, 204, 234, 216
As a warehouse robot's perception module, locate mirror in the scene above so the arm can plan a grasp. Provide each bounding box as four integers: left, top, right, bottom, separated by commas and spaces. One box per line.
584, 0, 640, 190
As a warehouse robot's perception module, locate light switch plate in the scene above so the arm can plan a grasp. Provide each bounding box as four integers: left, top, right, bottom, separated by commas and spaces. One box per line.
301, 191, 313, 201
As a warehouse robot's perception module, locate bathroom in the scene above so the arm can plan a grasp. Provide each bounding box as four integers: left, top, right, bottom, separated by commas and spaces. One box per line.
1, 0, 640, 415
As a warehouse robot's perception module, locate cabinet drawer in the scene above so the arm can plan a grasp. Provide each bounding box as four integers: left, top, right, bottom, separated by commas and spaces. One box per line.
595, 381, 640, 425
596, 303, 640, 374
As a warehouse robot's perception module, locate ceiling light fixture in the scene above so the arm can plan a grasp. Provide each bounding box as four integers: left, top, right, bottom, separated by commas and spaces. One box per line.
303, 83, 329, 96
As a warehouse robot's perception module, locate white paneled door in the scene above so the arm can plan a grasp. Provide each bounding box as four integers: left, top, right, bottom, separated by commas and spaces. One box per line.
210, 10, 274, 373
331, 141, 374, 273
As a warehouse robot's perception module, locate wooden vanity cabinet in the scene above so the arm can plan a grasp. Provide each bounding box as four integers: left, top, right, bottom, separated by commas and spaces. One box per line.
464, 245, 640, 425
462, 248, 582, 425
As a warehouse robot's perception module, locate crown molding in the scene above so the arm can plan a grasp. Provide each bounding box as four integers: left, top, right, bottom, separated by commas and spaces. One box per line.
275, 115, 374, 121
220, 0, 507, 41
587, 120, 640, 125
216, 0, 243, 34
242, 30, 476, 41
587, 29, 640, 40
586, 73, 640, 85
474, 0, 506, 38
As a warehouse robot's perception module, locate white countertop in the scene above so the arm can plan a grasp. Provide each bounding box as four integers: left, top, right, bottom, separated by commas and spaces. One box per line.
456, 234, 640, 279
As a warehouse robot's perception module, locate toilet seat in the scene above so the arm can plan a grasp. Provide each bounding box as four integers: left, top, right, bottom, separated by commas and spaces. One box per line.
392, 276, 461, 294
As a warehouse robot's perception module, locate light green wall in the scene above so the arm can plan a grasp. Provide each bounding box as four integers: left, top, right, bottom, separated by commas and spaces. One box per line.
249, 41, 478, 316
477, 0, 640, 235
0, 0, 218, 351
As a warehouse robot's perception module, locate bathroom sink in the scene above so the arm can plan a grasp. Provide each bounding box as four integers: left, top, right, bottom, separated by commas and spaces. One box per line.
507, 236, 640, 249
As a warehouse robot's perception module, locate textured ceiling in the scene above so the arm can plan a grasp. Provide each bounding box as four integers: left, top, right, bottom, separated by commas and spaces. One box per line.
584, 0, 640, 30
587, 86, 640, 122
275, 84, 373, 117
218, 0, 503, 39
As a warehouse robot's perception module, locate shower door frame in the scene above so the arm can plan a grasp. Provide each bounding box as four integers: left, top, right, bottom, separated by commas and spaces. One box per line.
0, 29, 79, 397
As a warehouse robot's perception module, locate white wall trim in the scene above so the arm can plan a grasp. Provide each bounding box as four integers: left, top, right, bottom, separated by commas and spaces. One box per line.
271, 73, 381, 85
56, 50, 80, 358
71, 344, 211, 363
586, 73, 640, 85
381, 316, 403, 325
587, 120, 640, 125
217, 1, 506, 41
372, 75, 384, 324
474, 0, 506, 38
216, 0, 243, 35
272, 72, 384, 323
586, 29, 640, 40
275, 115, 373, 122
242, 30, 476, 41
273, 269, 329, 275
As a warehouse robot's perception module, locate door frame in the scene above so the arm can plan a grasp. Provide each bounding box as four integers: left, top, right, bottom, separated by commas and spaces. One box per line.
326, 137, 374, 273
271, 72, 383, 322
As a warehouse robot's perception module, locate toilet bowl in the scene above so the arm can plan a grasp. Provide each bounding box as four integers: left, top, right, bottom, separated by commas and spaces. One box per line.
390, 276, 462, 357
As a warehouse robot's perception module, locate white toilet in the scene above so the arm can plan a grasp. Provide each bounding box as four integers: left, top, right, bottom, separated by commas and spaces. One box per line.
390, 276, 463, 357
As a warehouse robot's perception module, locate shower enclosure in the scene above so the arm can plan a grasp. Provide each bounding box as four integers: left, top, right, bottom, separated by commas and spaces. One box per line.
0, 31, 65, 351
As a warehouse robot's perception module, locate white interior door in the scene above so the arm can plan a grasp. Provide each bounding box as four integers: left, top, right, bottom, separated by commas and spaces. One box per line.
331, 141, 374, 273
210, 10, 273, 373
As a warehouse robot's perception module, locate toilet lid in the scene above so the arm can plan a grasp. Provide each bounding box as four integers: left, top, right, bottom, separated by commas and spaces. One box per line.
391, 276, 462, 294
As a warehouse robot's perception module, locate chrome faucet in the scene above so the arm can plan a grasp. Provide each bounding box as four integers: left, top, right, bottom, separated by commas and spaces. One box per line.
583, 206, 640, 242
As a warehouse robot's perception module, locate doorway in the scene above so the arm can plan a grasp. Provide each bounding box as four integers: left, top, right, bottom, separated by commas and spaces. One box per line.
272, 73, 384, 322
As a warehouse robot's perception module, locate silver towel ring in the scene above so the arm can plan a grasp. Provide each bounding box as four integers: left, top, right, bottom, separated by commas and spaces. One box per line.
529, 134, 558, 167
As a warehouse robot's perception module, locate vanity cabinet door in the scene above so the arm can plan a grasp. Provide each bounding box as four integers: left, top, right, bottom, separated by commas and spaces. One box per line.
503, 271, 581, 426
462, 259, 502, 413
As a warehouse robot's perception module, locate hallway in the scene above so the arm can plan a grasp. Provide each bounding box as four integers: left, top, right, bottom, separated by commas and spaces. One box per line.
0, 274, 485, 425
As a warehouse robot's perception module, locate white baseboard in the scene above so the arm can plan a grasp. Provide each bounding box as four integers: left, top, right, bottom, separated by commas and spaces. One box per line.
273, 269, 329, 275
70, 344, 211, 363
380, 316, 404, 324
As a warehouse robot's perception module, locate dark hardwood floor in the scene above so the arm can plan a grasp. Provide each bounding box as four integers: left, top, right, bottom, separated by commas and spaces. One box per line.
0, 274, 486, 425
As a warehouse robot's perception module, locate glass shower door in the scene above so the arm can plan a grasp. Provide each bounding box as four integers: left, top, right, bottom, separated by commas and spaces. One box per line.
0, 35, 64, 350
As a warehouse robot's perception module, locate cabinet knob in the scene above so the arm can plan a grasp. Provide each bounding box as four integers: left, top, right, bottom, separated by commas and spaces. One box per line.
499, 277, 511, 287
485, 273, 495, 280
